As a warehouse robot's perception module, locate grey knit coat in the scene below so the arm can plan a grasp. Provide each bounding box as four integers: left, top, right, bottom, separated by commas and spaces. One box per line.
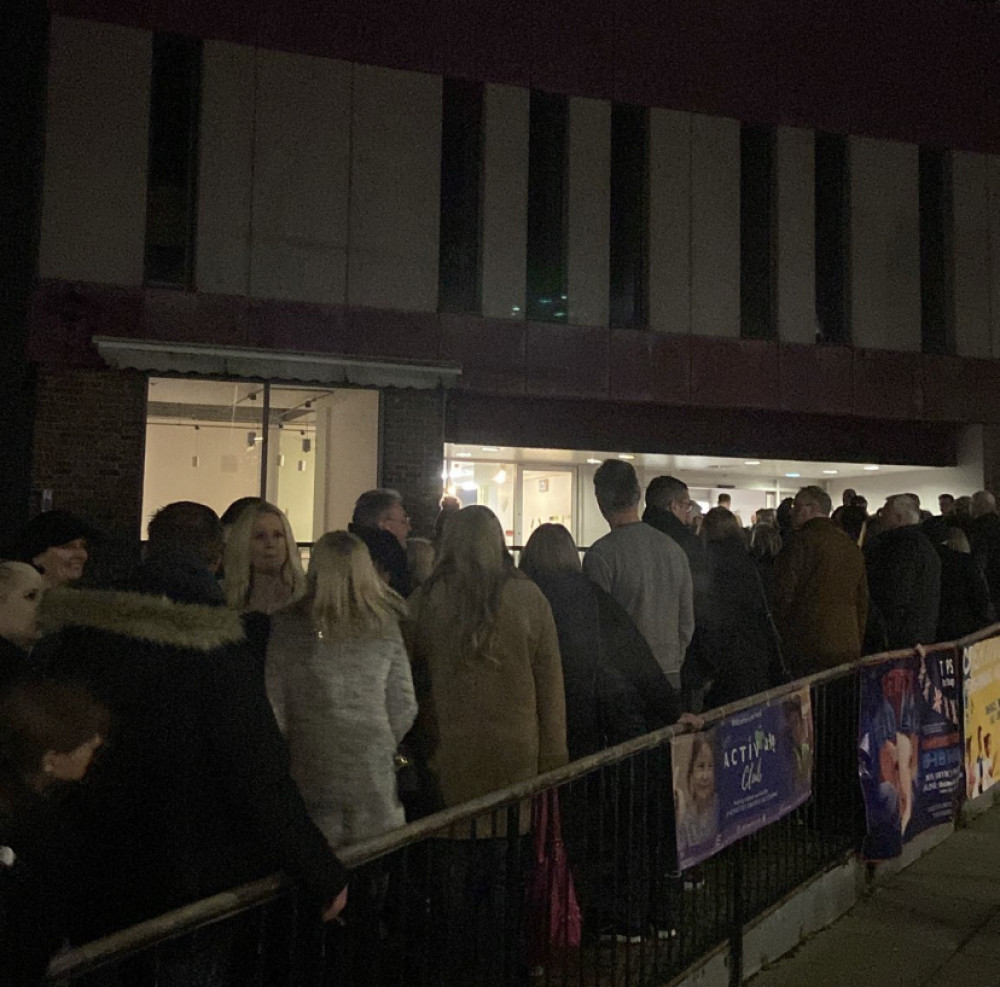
265, 611, 417, 849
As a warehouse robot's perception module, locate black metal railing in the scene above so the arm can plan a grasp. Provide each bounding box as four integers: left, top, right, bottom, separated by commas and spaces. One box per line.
45, 629, 997, 987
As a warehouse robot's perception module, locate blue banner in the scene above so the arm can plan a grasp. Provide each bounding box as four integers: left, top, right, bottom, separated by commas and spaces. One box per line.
858, 650, 961, 861
672, 688, 814, 870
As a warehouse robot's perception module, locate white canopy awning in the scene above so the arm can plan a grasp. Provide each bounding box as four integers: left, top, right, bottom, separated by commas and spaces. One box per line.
94, 336, 462, 390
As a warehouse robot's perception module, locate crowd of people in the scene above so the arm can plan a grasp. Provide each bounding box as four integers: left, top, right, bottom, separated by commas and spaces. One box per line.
1, 465, 997, 982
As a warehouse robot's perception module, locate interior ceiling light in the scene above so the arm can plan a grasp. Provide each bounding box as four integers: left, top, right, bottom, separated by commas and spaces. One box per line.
785, 472, 801, 478
822, 470, 839, 475
863, 465, 880, 471
586, 458, 601, 465
744, 460, 761, 466
618, 454, 635, 460
493, 469, 507, 484
481, 446, 500, 452
455, 452, 472, 458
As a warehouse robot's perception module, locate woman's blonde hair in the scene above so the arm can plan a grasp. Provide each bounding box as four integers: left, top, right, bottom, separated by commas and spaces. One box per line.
223, 502, 305, 609
519, 524, 581, 580
306, 530, 406, 640
422, 505, 517, 658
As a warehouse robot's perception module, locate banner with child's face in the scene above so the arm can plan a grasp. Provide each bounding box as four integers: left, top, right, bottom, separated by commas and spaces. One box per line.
963, 639, 1000, 802
859, 649, 961, 861
672, 688, 814, 871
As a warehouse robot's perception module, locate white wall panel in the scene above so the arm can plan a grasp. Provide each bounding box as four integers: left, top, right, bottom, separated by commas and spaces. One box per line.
849, 137, 921, 352
648, 109, 691, 334
347, 65, 441, 312
952, 151, 992, 359
197, 42, 255, 295
481, 84, 529, 320
990, 156, 1000, 359
690, 114, 741, 337
567, 97, 611, 326
39, 17, 151, 285
776, 127, 816, 345
249, 52, 352, 304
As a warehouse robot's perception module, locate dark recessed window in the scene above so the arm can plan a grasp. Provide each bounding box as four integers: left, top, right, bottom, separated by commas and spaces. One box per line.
609, 103, 649, 330
814, 132, 851, 345
144, 34, 202, 287
740, 125, 777, 340
919, 147, 954, 355
526, 90, 568, 323
438, 79, 483, 314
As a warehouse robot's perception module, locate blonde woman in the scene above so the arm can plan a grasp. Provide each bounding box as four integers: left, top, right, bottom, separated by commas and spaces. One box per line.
265, 531, 416, 848
223, 502, 305, 614
407, 506, 567, 982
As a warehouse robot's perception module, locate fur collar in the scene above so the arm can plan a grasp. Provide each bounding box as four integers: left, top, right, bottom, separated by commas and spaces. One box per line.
39, 587, 247, 651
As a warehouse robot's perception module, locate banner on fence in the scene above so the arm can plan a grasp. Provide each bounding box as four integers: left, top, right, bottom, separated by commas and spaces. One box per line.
672, 688, 813, 870
963, 637, 1000, 800
859, 649, 961, 861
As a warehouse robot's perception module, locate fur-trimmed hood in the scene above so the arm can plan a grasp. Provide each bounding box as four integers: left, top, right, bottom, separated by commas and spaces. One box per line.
39, 587, 247, 651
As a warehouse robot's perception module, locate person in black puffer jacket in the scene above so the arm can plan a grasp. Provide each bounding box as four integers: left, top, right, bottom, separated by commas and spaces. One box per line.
865, 495, 941, 650
922, 518, 994, 642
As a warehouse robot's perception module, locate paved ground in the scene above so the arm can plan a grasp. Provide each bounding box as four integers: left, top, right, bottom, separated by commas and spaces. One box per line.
748, 806, 1000, 987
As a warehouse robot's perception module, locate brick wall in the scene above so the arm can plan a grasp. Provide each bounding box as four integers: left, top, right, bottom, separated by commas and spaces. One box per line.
379, 387, 446, 539
31, 367, 147, 580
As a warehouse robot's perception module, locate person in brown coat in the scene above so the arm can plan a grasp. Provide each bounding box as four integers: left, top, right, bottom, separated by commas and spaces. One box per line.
405, 505, 567, 984
773, 486, 869, 675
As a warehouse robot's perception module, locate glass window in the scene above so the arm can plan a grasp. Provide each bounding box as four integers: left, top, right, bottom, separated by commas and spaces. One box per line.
521, 469, 574, 542
142, 379, 378, 542
446, 460, 516, 545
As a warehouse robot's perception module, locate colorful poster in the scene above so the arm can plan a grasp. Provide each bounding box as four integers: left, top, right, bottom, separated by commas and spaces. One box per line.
858, 649, 961, 861
672, 688, 813, 870
963, 638, 1000, 800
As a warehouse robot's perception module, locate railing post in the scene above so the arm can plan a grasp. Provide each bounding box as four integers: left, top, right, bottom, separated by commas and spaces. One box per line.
729, 838, 744, 987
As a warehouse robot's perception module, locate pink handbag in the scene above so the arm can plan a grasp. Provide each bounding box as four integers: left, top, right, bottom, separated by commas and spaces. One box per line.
526, 789, 582, 963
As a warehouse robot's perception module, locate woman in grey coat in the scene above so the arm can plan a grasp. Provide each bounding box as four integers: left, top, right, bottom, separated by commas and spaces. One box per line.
266, 530, 417, 849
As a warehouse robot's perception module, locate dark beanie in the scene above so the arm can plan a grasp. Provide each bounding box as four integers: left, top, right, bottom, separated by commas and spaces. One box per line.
5, 511, 102, 563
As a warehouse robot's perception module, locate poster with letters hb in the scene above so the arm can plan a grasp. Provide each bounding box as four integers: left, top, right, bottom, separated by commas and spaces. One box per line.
858, 649, 961, 861
963, 638, 1000, 801
672, 688, 813, 871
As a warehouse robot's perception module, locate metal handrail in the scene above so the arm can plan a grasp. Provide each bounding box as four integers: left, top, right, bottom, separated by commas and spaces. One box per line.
46, 622, 1000, 980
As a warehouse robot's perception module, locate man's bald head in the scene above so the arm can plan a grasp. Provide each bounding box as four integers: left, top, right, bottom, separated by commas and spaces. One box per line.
971, 490, 997, 519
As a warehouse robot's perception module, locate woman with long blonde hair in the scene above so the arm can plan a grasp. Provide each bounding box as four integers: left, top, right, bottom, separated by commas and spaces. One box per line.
265, 531, 415, 848
406, 505, 567, 981
222, 502, 305, 614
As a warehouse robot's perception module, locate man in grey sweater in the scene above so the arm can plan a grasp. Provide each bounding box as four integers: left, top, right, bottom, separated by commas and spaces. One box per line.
583, 460, 695, 690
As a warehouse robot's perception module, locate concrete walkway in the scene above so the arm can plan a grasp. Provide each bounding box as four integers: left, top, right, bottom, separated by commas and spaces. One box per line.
748, 806, 1000, 987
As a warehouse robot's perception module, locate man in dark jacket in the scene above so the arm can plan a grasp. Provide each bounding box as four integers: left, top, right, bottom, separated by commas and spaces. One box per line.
349, 488, 413, 597
865, 494, 941, 650
969, 490, 1000, 614
38, 502, 347, 943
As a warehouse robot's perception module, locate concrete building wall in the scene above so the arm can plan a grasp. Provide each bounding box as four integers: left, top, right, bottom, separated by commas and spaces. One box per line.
249, 51, 352, 305
196, 42, 255, 295
952, 151, 992, 359
39, 16, 151, 285
567, 97, 611, 327
849, 136, 922, 352
690, 114, 741, 338
481, 84, 530, 321
347, 65, 442, 312
648, 109, 692, 334
776, 126, 816, 345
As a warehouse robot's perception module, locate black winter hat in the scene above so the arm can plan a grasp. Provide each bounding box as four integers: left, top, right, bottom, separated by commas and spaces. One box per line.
6, 511, 102, 563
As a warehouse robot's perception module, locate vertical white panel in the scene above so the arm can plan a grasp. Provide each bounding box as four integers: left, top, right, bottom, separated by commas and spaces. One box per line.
482, 84, 529, 320
776, 127, 816, 345
567, 97, 611, 326
952, 151, 992, 359
348, 65, 442, 312
990, 156, 1000, 359
690, 114, 741, 338
39, 17, 151, 284
648, 109, 691, 334
849, 137, 921, 352
197, 42, 255, 295
249, 52, 352, 304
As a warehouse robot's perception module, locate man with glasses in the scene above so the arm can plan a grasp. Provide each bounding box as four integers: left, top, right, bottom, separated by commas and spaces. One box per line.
773, 485, 869, 675
349, 488, 413, 596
